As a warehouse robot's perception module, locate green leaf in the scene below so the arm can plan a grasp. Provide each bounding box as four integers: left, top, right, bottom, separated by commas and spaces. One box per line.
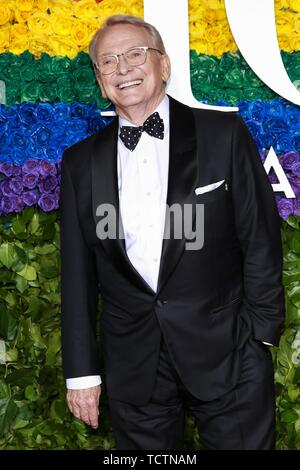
16, 264, 37, 281
0, 308, 18, 341
0, 244, 26, 271
25, 386, 39, 402
280, 409, 299, 423
15, 275, 28, 293
34, 244, 57, 255
29, 213, 40, 235
0, 398, 17, 435
40, 258, 59, 279
0, 380, 10, 398
6, 368, 36, 387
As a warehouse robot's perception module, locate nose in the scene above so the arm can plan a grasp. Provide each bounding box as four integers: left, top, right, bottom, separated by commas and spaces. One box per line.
116, 54, 132, 75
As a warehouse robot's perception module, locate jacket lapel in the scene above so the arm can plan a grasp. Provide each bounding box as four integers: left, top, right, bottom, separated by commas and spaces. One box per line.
91, 118, 155, 295
156, 96, 198, 294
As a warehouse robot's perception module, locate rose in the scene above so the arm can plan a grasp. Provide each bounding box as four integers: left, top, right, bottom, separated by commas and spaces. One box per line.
38, 175, 58, 193
0, 162, 14, 177
280, 151, 300, 170
23, 173, 39, 189
38, 160, 57, 177
247, 100, 266, 122
23, 160, 40, 175
73, 67, 95, 89
1, 196, 14, 214
23, 190, 39, 206
38, 193, 57, 212
0, 6, 11, 26
277, 198, 294, 220
9, 177, 24, 195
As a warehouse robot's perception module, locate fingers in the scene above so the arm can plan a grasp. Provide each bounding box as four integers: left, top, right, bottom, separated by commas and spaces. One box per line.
67, 385, 101, 429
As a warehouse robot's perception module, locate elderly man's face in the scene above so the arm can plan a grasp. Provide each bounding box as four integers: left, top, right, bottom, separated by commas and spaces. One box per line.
95, 24, 170, 118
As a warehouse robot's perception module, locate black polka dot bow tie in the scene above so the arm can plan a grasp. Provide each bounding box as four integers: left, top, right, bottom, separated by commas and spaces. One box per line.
119, 112, 164, 151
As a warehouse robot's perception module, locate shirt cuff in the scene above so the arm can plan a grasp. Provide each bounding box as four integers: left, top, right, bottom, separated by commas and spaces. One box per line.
262, 341, 273, 346
66, 375, 102, 389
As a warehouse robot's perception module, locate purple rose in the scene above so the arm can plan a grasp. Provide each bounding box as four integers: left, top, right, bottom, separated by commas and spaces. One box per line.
0, 162, 14, 177
23, 190, 39, 206
12, 166, 22, 177
293, 197, 300, 217
38, 175, 58, 193
277, 198, 294, 220
280, 151, 299, 170
23, 172, 39, 189
291, 162, 300, 178
39, 160, 57, 177
9, 176, 23, 194
1, 196, 14, 214
0, 179, 14, 196
22, 159, 40, 175
10, 194, 25, 213
38, 194, 57, 212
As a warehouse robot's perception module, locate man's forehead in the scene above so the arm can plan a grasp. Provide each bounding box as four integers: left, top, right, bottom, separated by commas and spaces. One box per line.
96, 24, 152, 54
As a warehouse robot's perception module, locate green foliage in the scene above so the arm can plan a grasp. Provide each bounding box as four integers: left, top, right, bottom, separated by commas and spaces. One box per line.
0, 209, 299, 449
0, 208, 114, 450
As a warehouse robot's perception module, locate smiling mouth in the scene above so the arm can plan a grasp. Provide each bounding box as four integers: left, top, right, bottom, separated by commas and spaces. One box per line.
117, 80, 143, 90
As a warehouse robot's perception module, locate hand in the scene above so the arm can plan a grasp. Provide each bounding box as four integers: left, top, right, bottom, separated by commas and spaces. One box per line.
67, 385, 101, 429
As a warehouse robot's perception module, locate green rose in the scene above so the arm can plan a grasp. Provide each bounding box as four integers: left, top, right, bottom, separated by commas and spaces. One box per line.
51, 56, 72, 75
40, 83, 58, 102
72, 51, 92, 69
219, 52, 241, 71
21, 63, 38, 82
21, 81, 40, 102
223, 68, 244, 88
73, 67, 96, 88
57, 85, 77, 102
6, 85, 20, 105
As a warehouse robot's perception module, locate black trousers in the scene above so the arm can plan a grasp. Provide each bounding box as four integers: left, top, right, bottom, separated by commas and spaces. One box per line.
108, 335, 275, 450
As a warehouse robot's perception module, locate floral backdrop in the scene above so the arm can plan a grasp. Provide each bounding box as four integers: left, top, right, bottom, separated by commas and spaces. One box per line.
0, 0, 299, 450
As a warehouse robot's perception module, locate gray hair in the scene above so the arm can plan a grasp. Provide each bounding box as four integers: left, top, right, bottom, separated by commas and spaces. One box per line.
89, 15, 166, 65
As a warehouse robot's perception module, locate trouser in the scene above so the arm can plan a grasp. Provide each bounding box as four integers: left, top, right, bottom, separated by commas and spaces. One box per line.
108, 335, 275, 450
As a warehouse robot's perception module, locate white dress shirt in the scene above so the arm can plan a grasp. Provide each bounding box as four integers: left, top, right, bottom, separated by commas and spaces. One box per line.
67, 96, 170, 389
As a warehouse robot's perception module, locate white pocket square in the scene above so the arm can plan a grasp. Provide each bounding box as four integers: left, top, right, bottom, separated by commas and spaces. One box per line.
195, 179, 225, 195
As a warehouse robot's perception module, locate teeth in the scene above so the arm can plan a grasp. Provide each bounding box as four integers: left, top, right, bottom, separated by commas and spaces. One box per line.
118, 80, 142, 89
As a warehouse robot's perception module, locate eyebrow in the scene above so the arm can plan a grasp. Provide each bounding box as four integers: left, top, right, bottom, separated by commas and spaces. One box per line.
98, 45, 149, 56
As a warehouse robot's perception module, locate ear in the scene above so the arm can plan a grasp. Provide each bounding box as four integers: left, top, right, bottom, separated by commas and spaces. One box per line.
96, 74, 108, 99
161, 54, 171, 83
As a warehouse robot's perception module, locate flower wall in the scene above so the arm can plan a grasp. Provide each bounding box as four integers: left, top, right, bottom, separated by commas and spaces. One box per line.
0, 0, 299, 450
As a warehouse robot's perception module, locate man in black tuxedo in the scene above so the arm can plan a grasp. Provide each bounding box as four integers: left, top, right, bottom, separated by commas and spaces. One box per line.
60, 15, 285, 450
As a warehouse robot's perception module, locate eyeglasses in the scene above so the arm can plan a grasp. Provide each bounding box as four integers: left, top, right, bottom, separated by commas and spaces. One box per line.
94, 46, 163, 75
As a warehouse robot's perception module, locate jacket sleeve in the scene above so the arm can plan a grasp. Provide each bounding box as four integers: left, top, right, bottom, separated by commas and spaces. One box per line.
60, 151, 101, 379
231, 114, 285, 346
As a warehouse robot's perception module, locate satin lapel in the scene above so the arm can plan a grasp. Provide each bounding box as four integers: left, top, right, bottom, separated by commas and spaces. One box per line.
156, 97, 198, 294
91, 118, 155, 295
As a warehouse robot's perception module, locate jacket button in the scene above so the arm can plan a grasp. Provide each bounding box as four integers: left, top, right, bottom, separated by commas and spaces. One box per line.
156, 300, 163, 308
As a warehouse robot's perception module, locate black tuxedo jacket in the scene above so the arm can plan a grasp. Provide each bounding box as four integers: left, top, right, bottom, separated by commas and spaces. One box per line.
60, 96, 285, 405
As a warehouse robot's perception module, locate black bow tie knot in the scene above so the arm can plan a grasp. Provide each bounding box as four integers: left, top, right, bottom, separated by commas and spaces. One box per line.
119, 112, 164, 151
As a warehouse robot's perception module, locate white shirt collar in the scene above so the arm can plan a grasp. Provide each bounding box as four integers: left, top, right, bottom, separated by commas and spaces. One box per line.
118, 95, 169, 132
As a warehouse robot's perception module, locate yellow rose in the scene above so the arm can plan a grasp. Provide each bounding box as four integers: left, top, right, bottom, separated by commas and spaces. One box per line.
10, 23, 28, 42
36, 0, 49, 10
290, 35, 300, 51
276, 11, 294, 36
28, 12, 52, 34
14, 9, 33, 24
10, 39, 29, 55
51, 36, 79, 58
72, 0, 99, 19
277, 33, 290, 51
204, 25, 223, 44
215, 37, 237, 58
29, 35, 54, 57
15, 0, 35, 12
0, 25, 10, 50
289, 0, 300, 13
50, 14, 74, 37
0, 6, 11, 26
48, 0, 73, 17
70, 22, 90, 47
